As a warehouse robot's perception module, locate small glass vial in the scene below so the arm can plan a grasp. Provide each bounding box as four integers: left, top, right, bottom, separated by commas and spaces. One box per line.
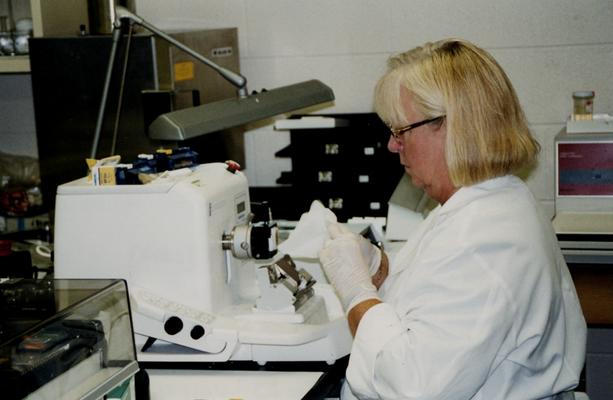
572, 91, 595, 121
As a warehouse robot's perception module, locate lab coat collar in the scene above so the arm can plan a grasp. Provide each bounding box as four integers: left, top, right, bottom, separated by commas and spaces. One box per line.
438, 175, 522, 216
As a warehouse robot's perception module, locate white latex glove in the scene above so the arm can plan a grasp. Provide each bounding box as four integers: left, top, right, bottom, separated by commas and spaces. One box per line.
327, 222, 382, 276
319, 234, 380, 311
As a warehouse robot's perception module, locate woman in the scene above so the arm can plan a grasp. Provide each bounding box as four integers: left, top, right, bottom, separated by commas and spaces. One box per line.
320, 39, 586, 399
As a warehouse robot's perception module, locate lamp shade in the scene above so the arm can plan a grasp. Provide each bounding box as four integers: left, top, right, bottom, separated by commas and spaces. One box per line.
148, 79, 335, 140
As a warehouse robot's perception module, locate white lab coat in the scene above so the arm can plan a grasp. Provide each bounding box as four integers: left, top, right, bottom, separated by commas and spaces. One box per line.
343, 175, 587, 400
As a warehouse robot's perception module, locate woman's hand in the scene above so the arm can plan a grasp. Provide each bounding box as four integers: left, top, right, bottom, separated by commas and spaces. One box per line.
327, 222, 388, 288
319, 233, 380, 312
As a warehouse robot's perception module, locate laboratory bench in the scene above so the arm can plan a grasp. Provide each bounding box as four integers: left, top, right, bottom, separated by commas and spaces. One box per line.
139, 357, 348, 400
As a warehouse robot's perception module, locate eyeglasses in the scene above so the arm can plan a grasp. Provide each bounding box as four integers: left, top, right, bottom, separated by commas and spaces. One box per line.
388, 116, 445, 140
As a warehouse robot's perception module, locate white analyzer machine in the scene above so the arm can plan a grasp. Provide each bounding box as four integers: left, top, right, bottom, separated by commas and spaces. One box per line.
53, 162, 351, 364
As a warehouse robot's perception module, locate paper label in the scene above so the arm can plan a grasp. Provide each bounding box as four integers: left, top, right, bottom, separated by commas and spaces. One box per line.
174, 61, 195, 82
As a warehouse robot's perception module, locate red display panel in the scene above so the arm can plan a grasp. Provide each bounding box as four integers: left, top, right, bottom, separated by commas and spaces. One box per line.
558, 142, 613, 196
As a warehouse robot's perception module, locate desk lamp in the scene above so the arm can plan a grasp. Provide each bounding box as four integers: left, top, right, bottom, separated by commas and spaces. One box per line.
91, 5, 335, 158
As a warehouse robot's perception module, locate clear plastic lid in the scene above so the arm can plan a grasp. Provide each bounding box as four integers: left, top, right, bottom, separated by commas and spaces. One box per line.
572, 90, 595, 99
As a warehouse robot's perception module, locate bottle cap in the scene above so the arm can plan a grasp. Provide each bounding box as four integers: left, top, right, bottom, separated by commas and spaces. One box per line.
573, 91, 595, 99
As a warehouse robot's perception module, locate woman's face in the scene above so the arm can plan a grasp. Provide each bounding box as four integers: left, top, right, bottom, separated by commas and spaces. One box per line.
387, 87, 456, 204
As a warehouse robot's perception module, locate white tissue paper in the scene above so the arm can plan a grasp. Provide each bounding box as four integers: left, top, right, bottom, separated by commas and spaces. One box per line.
278, 200, 337, 259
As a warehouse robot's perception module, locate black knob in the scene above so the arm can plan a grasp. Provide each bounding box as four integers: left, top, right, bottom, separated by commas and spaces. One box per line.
190, 325, 205, 340
164, 316, 183, 335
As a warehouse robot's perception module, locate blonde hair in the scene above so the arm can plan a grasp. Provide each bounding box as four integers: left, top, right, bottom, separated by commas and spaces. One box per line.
374, 38, 540, 186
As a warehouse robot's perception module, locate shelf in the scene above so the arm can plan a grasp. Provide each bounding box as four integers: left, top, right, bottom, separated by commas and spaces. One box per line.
0, 0, 88, 73
0, 55, 30, 73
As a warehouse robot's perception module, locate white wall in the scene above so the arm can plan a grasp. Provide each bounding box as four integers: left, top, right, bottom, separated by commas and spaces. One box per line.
134, 0, 613, 218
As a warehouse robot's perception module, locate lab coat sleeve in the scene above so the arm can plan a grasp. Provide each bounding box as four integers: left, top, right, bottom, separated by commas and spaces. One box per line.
345, 302, 406, 398
345, 244, 517, 400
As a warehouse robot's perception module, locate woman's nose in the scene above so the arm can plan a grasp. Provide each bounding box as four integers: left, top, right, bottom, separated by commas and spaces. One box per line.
388, 135, 401, 153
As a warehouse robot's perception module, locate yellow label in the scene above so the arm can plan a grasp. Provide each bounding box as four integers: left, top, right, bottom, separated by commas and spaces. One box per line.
98, 166, 117, 186
86, 156, 121, 183
174, 61, 195, 82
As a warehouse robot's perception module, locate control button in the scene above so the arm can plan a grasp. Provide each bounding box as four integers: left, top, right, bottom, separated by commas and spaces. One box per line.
164, 316, 183, 335
190, 325, 205, 340
225, 160, 241, 173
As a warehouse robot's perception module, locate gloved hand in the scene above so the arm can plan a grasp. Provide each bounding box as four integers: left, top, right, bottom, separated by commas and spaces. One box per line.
319, 233, 380, 311
327, 222, 382, 276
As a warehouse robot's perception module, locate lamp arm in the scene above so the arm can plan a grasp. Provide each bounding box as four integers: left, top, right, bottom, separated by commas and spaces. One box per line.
114, 6, 248, 98
91, 25, 123, 159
